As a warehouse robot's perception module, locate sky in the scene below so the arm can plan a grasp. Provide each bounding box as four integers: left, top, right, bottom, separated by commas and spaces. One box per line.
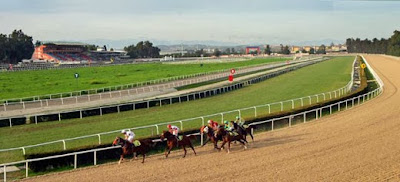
0, 0, 399, 47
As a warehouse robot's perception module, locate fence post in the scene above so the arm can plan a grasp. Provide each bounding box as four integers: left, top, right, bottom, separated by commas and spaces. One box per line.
323, 93, 326, 101
100, 108, 103, 116
180, 121, 183, 131
22, 102, 25, 109
58, 113, 61, 121
155, 125, 159, 135
291, 100, 294, 109
9, 118, 12, 127
80, 110, 83, 119
301, 98, 303, 107
97, 134, 101, 144
117, 105, 120, 113
253, 106, 257, 117
74, 154, 77, 169
330, 105, 332, 114
62, 140, 66, 150
308, 96, 311, 105
271, 120, 274, 131
289, 115, 292, 127
26, 161, 29, 178
316, 95, 319, 103
4, 165, 6, 181
303, 112, 306, 123
3, 104, 6, 111
221, 113, 224, 123
21, 147, 26, 155
94, 151, 97, 165
280, 102, 283, 111
267, 104, 271, 114
338, 102, 341, 111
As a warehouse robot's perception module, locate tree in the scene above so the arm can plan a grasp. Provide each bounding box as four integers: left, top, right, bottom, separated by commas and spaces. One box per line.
35, 40, 42, 47
301, 49, 308, 53
213, 49, 221, 57
224, 48, 231, 54
281, 45, 290, 55
264, 45, 272, 55
387, 30, 400, 56
124, 41, 160, 59
1, 30, 34, 63
231, 48, 235, 54
309, 47, 315, 54
316, 44, 326, 54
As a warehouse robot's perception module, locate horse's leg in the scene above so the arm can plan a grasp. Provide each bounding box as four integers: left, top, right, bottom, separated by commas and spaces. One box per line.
119, 154, 124, 164
238, 139, 247, 150
219, 140, 227, 151
227, 141, 231, 154
189, 143, 196, 155
142, 153, 146, 163
182, 145, 187, 158
165, 146, 172, 158
202, 137, 209, 147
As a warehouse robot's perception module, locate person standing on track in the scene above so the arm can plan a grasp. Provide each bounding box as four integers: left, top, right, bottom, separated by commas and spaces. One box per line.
167, 124, 180, 140
121, 129, 135, 144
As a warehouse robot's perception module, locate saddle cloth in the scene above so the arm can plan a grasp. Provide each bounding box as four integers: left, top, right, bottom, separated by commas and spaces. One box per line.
133, 140, 141, 147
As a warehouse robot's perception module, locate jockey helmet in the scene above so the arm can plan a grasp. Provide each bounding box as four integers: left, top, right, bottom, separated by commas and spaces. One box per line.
167, 124, 172, 129
224, 120, 229, 124
121, 130, 126, 134
207, 120, 212, 124
236, 116, 240, 119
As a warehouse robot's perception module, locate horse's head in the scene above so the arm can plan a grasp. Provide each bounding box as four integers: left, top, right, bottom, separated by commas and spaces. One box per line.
112, 137, 121, 146
161, 131, 172, 140
201, 126, 209, 134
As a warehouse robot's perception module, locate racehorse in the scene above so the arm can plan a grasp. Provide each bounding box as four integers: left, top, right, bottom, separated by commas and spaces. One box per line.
232, 122, 255, 142
200, 125, 222, 149
112, 137, 154, 164
216, 127, 248, 153
160, 131, 197, 158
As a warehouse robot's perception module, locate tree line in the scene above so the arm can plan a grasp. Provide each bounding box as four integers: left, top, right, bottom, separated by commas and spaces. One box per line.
124, 41, 160, 58
346, 30, 400, 56
0, 30, 34, 64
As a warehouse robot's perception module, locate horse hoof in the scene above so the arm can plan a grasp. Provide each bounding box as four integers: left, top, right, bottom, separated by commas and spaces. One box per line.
244, 146, 247, 150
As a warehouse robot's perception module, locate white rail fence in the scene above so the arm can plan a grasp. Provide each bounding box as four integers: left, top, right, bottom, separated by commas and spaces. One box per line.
0, 57, 320, 112
0, 57, 328, 126
0, 56, 294, 105
0, 57, 353, 156
0, 55, 382, 182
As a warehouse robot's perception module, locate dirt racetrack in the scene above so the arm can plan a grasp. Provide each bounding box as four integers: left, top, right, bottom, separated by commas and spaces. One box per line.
23, 55, 400, 182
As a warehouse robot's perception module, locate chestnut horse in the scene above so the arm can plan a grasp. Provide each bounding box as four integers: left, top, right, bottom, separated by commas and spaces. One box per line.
112, 137, 154, 164
216, 128, 248, 153
200, 125, 222, 149
160, 131, 197, 158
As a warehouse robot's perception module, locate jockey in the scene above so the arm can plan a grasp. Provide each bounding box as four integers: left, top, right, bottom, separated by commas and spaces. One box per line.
121, 129, 135, 144
167, 124, 180, 140
235, 116, 245, 127
207, 120, 219, 131
223, 121, 233, 131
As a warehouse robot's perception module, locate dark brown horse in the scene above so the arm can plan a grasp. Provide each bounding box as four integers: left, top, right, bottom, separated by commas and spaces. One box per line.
216, 128, 248, 153
160, 131, 197, 158
200, 125, 222, 149
232, 122, 255, 142
112, 137, 154, 164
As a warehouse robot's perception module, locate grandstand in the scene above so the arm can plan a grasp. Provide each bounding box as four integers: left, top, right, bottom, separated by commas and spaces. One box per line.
31, 42, 126, 64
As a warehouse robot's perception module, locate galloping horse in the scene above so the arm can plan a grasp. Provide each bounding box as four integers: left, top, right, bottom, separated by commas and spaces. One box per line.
216, 128, 248, 153
232, 122, 255, 142
160, 131, 197, 158
112, 137, 154, 164
200, 125, 222, 149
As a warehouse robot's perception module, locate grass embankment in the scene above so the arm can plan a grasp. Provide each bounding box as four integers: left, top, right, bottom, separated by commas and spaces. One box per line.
0, 58, 288, 100
0, 56, 354, 163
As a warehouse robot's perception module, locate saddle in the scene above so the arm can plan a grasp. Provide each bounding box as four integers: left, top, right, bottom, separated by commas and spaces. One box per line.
228, 131, 239, 136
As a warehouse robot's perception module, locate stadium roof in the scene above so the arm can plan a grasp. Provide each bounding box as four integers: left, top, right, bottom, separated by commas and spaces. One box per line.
42, 41, 89, 46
